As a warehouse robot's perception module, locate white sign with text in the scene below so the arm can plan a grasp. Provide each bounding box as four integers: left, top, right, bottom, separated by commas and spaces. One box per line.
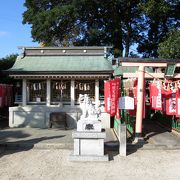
119, 96, 134, 110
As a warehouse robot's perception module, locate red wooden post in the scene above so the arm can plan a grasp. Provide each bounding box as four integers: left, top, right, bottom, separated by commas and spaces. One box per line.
135, 65, 145, 141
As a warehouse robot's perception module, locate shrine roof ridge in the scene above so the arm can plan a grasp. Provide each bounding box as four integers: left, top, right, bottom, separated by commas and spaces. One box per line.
18, 46, 112, 56
119, 58, 180, 63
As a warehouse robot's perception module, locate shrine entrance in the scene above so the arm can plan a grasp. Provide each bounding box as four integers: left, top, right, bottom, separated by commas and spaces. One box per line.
113, 58, 180, 143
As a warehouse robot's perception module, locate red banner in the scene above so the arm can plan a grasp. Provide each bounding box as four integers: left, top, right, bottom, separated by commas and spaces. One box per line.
115, 78, 121, 118
110, 79, 117, 116
104, 80, 111, 113
129, 79, 145, 118
143, 83, 146, 119
161, 88, 167, 114
104, 78, 121, 117
150, 81, 162, 110
176, 89, 180, 117
166, 90, 176, 115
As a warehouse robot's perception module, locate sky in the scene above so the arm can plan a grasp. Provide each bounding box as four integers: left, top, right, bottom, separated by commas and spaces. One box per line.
0, 0, 38, 58
0, 0, 139, 58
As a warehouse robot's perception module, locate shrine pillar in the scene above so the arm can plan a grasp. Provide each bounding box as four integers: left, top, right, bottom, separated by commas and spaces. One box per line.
95, 79, 99, 108
71, 80, 75, 106
135, 65, 145, 140
22, 79, 27, 106
46, 79, 51, 106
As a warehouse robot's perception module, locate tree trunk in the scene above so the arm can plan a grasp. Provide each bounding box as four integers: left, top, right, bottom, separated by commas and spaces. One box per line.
112, 2, 123, 58
125, 35, 130, 57
114, 28, 123, 58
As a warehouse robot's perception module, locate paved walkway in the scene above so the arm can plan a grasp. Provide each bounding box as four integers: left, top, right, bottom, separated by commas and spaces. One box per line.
0, 128, 73, 149
143, 120, 180, 149
0, 128, 117, 150
0, 123, 179, 179
0, 121, 179, 151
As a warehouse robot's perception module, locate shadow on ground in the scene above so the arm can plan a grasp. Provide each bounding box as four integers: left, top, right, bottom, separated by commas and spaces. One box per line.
0, 129, 66, 158
105, 140, 147, 159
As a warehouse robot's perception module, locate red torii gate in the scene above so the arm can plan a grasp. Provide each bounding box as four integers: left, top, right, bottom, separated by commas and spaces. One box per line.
120, 58, 180, 142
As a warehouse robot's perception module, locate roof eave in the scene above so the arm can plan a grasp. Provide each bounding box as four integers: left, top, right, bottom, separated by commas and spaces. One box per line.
7, 70, 113, 75
119, 58, 180, 63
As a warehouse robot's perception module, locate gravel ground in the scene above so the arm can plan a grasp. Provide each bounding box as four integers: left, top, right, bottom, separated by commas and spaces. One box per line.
0, 149, 180, 180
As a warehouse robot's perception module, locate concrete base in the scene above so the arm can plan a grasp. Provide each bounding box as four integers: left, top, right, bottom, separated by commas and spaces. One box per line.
133, 137, 145, 144
69, 153, 109, 162
9, 105, 111, 129
9, 105, 81, 129
70, 131, 108, 161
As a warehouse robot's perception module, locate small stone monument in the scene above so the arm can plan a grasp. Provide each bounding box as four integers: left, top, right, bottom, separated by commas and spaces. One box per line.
69, 94, 109, 161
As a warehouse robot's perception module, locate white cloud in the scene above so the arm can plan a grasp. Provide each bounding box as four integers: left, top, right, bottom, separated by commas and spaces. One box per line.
0, 31, 8, 37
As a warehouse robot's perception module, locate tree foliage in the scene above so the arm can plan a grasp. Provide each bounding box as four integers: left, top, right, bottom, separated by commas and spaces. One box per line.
23, 0, 179, 58
23, 0, 143, 57
0, 54, 17, 84
0, 54, 17, 70
137, 0, 179, 58
158, 29, 180, 59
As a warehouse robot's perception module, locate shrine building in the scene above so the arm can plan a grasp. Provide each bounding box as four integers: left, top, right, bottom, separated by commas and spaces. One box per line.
8, 47, 113, 129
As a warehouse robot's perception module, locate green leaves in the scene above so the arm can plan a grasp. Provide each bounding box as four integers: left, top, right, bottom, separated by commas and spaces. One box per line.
0, 54, 17, 71
158, 29, 180, 59
137, 0, 179, 58
22, 0, 179, 58
0, 54, 17, 84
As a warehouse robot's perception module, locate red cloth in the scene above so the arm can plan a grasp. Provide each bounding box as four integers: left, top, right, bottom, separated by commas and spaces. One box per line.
149, 82, 162, 110
115, 78, 121, 118
104, 80, 111, 113
104, 78, 121, 117
176, 89, 180, 117
110, 79, 117, 116
166, 90, 176, 115
161, 88, 167, 114
129, 79, 145, 118
143, 84, 146, 119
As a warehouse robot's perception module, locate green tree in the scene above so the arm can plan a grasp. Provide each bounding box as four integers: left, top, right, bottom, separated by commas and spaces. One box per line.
22, 0, 179, 58
0, 54, 17, 70
22, 0, 144, 57
158, 29, 180, 59
121, 0, 144, 57
0, 54, 17, 84
137, 0, 179, 58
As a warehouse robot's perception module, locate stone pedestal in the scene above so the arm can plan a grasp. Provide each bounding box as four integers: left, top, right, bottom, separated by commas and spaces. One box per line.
77, 119, 102, 132
69, 131, 109, 161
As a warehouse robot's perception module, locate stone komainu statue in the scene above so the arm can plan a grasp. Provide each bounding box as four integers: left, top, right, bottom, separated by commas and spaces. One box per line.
79, 94, 101, 120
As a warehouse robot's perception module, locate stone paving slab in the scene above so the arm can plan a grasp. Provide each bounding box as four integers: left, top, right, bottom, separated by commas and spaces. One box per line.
0, 128, 117, 150
69, 153, 109, 162
0, 128, 73, 149
0, 125, 180, 151
143, 120, 180, 148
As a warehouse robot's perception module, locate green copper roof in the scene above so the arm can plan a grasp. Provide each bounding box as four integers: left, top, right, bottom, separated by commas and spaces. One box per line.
8, 55, 113, 74
114, 66, 153, 76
